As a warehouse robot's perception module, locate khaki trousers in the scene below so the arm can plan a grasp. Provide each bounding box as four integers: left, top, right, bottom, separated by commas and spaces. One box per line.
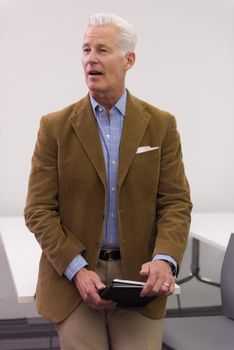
56, 260, 163, 350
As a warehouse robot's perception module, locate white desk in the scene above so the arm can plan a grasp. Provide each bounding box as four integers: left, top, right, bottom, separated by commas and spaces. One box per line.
0, 217, 180, 303
0, 216, 41, 303
0, 217, 181, 303
179, 212, 234, 286
190, 212, 234, 250
5, 213, 232, 303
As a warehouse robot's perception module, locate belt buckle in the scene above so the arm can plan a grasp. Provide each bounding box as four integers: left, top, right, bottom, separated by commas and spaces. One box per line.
103, 249, 114, 261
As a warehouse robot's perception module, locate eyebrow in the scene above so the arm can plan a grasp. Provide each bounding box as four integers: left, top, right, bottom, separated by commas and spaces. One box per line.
82, 43, 113, 51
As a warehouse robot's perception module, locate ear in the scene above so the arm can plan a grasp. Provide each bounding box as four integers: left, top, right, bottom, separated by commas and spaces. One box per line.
124, 52, 136, 70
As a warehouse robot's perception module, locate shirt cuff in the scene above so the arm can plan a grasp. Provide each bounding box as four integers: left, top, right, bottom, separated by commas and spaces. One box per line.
64, 254, 88, 281
153, 254, 177, 276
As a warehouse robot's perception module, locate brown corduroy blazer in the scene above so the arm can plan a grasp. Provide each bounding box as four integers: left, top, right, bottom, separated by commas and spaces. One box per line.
24, 91, 192, 323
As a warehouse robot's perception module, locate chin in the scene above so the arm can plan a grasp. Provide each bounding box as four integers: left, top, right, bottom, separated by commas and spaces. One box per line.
87, 81, 100, 90
88, 86, 106, 94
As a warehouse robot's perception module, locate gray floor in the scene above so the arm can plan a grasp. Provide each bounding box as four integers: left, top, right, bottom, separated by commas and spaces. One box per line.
0, 317, 172, 350
0, 299, 223, 350
0, 318, 60, 350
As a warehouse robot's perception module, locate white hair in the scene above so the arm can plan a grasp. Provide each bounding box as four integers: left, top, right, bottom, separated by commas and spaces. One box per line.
86, 13, 137, 55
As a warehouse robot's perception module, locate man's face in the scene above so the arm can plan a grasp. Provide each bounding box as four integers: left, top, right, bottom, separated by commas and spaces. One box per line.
82, 24, 134, 99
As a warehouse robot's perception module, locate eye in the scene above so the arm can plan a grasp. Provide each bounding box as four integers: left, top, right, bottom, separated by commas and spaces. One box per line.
83, 47, 90, 54
99, 47, 110, 54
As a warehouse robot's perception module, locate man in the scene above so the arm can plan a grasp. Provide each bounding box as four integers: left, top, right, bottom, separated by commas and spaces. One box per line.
24, 13, 192, 350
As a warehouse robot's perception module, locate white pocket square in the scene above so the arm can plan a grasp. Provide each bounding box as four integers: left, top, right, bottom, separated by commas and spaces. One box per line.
136, 146, 160, 154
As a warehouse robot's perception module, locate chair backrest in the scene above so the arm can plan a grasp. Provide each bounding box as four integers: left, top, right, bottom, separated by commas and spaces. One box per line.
221, 233, 234, 319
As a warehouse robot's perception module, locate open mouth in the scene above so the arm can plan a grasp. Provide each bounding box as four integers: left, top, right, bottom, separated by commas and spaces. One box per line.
88, 70, 103, 76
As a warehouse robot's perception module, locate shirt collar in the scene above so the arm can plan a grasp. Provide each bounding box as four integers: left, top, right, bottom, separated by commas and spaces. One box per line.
89, 89, 127, 117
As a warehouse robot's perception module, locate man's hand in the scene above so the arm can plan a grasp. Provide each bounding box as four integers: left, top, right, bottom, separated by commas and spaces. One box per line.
73, 268, 116, 310
140, 260, 175, 297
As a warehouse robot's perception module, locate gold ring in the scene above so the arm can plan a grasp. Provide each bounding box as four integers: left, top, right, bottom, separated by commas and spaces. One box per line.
163, 282, 170, 288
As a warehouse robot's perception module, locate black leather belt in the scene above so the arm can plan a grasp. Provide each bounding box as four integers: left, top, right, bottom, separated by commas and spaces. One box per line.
99, 249, 121, 261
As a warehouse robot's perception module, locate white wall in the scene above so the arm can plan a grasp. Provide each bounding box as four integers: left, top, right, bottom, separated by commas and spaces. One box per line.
1, 0, 234, 215
0, 0, 233, 320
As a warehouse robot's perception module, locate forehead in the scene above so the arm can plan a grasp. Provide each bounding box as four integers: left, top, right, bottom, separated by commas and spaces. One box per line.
83, 24, 120, 46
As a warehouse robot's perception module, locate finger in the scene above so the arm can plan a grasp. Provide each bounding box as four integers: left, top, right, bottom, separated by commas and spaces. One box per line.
141, 273, 157, 296
91, 275, 106, 291
85, 270, 106, 289
168, 282, 175, 295
75, 271, 116, 310
87, 291, 116, 310
160, 284, 171, 296
75, 270, 106, 295
75, 271, 105, 307
145, 273, 173, 296
140, 261, 163, 296
157, 280, 175, 296
140, 263, 150, 277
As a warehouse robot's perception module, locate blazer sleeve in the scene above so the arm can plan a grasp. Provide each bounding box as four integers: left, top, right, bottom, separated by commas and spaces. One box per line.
24, 116, 86, 276
153, 115, 192, 269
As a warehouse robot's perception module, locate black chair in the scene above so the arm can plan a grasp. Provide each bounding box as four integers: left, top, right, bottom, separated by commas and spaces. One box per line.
163, 233, 234, 350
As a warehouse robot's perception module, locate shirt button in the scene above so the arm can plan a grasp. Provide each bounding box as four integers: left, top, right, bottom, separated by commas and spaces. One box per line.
111, 187, 115, 191
106, 134, 110, 139
98, 106, 102, 112
112, 160, 116, 165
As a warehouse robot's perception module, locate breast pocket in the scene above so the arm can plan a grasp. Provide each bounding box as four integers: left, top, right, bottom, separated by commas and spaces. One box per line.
134, 148, 161, 163
127, 148, 161, 191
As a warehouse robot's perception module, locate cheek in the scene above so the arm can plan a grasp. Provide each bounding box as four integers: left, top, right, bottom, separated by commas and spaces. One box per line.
113, 67, 125, 80
82, 58, 87, 71
114, 60, 126, 77
106, 61, 123, 77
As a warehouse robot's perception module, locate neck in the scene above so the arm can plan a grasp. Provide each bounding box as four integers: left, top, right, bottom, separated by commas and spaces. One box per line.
90, 89, 125, 112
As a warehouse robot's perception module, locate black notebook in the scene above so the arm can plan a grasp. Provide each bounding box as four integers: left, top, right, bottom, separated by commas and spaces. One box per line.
98, 279, 157, 307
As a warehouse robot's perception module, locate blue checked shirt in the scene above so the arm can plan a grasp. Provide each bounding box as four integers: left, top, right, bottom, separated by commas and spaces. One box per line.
64, 90, 177, 280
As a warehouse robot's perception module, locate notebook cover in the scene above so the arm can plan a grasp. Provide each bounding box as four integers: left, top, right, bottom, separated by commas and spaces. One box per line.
98, 279, 157, 307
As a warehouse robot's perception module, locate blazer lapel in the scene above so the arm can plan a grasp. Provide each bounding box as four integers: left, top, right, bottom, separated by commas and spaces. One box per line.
69, 96, 107, 188
118, 94, 151, 188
